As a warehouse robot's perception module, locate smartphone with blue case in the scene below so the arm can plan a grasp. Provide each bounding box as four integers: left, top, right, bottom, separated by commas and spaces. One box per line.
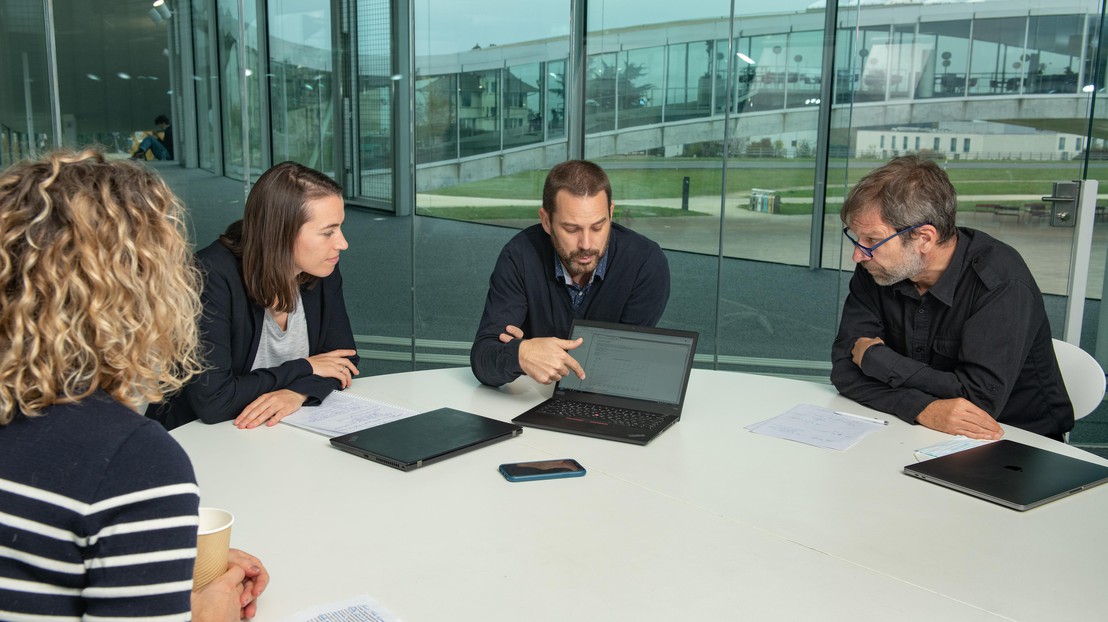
499, 458, 586, 482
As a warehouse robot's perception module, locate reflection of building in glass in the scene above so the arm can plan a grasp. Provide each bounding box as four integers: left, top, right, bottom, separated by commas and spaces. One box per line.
856, 122, 1087, 161
501, 70, 540, 133
452, 69, 541, 157
412, 1, 1102, 174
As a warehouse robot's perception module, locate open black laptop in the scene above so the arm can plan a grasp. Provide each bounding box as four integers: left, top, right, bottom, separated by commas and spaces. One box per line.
903, 439, 1108, 511
512, 320, 698, 445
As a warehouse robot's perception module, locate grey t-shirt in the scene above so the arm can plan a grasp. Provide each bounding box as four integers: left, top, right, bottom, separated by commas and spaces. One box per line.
251, 293, 310, 371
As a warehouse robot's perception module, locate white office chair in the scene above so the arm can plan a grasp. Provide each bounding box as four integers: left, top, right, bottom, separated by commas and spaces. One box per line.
1052, 338, 1106, 421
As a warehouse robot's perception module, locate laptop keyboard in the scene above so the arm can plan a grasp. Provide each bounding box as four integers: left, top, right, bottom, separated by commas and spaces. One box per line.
539, 400, 665, 431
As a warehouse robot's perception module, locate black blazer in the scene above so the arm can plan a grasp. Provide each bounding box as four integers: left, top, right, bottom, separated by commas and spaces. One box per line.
149, 241, 359, 429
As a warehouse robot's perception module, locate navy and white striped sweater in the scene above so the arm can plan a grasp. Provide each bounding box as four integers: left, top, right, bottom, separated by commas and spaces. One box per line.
0, 393, 199, 620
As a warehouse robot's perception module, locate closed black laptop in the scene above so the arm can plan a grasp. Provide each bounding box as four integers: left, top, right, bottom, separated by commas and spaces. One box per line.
903, 439, 1108, 511
512, 320, 698, 445
330, 407, 522, 471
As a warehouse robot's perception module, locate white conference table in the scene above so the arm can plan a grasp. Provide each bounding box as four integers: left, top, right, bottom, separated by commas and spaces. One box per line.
171, 367, 1108, 621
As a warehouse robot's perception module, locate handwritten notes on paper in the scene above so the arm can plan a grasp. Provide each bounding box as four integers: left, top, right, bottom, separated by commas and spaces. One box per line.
281, 391, 417, 437
746, 404, 886, 451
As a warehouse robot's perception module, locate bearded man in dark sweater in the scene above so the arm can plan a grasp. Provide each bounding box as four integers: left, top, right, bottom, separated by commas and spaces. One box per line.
471, 160, 671, 387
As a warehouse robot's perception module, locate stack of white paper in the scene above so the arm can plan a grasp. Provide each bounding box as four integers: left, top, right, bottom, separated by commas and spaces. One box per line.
281, 391, 417, 437
746, 403, 887, 451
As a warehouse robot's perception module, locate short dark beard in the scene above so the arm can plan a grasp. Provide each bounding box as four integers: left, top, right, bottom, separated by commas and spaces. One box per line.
549, 229, 604, 278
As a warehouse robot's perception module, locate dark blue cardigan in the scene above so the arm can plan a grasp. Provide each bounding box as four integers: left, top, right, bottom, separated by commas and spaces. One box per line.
470, 223, 670, 387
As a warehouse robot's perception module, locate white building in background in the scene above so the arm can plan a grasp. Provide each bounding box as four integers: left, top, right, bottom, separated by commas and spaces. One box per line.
855, 121, 1085, 161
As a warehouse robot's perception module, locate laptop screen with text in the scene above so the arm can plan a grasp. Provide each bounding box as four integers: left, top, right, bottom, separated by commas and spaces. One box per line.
559, 322, 696, 405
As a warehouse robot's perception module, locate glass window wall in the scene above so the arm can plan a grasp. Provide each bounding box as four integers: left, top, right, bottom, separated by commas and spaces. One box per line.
7, 0, 1108, 445
746, 33, 790, 110
458, 69, 500, 157
503, 63, 544, 150
410, 0, 570, 370
918, 21, 970, 98
618, 46, 664, 128
268, 0, 334, 173
585, 51, 619, 133
218, 0, 264, 178
726, 38, 750, 114
786, 31, 825, 108
1026, 14, 1085, 94
547, 59, 567, 140
0, 0, 54, 164
665, 41, 713, 122
192, 4, 221, 172
970, 17, 1029, 96
350, 0, 394, 206
415, 73, 457, 163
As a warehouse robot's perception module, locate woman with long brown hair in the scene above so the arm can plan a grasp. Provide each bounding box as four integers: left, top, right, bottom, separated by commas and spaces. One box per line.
151, 161, 359, 430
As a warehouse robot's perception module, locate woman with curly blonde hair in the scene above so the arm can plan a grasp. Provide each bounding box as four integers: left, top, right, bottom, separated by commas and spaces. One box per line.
0, 150, 267, 620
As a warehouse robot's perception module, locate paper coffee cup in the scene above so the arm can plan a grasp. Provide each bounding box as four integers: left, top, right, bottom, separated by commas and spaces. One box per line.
193, 507, 234, 591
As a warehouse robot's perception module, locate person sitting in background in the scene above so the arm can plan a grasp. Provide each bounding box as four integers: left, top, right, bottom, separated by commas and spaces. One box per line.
148, 161, 360, 430
132, 113, 174, 160
830, 155, 1073, 441
0, 150, 268, 619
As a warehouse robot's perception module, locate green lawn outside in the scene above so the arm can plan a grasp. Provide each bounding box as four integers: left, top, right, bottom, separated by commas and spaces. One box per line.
777, 200, 1040, 217
424, 158, 1079, 202
421, 157, 1090, 220
425, 166, 817, 201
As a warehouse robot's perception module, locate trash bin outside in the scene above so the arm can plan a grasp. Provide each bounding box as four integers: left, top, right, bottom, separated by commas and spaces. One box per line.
749, 189, 781, 214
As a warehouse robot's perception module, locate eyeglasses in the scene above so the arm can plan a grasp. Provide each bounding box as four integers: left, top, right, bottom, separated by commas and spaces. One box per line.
842, 223, 927, 258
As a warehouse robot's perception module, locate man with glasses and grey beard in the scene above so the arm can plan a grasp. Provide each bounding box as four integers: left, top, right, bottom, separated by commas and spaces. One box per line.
831, 156, 1073, 441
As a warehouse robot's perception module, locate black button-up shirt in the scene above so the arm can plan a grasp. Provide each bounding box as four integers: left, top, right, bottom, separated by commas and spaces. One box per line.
831, 228, 1073, 438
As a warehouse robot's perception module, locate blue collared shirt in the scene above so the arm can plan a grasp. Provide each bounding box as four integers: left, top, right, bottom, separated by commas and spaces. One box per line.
554, 251, 610, 310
